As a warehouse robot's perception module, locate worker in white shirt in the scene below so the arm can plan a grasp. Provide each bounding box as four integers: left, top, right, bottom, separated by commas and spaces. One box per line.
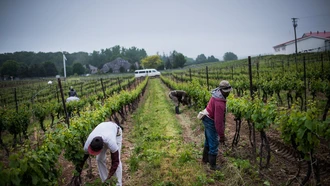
79, 122, 123, 185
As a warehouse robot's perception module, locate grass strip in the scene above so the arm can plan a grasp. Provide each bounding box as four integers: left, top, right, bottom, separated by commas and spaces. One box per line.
127, 78, 214, 185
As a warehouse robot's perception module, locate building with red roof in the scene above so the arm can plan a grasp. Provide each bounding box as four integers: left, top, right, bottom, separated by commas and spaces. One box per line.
273, 31, 330, 55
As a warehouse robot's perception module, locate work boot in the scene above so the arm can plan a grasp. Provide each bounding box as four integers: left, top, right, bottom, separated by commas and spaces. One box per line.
208, 154, 221, 171
202, 146, 209, 164
175, 106, 180, 114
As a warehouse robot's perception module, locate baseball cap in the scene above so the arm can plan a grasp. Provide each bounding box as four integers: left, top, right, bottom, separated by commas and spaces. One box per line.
88, 136, 103, 156
219, 80, 232, 92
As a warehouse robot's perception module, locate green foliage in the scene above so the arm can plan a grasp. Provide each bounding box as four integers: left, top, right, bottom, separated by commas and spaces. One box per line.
196, 54, 207, 63
4, 109, 23, 141
42, 61, 58, 76
72, 63, 85, 75
141, 55, 162, 69
0, 46, 148, 78
212, 170, 225, 181
223, 52, 238, 61
178, 148, 194, 164
227, 94, 249, 120
250, 97, 277, 131
276, 102, 329, 159
230, 158, 252, 171
196, 174, 215, 185
128, 154, 140, 172
32, 103, 47, 132
173, 53, 186, 68
1, 60, 18, 77
0, 76, 149, 185
207, 55, 219, 62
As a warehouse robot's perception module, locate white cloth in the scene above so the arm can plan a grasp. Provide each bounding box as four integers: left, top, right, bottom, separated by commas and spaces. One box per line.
197, 109, 209, 120
84, 122, 122, 186
66, 96, 80, 102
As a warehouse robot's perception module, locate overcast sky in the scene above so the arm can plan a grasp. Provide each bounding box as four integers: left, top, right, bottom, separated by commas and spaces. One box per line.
1, 0, 330, 59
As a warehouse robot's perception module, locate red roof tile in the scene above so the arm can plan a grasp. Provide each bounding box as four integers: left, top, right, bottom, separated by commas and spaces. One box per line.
302, 31, 330, 38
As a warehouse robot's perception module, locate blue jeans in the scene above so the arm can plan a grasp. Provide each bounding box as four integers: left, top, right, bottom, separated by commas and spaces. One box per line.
202, 116, 219, 155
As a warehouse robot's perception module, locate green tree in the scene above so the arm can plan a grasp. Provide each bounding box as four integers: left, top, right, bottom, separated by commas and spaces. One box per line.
72, 63, 85, 75
165, 58, 172, 69
28, 63, 46, 77
141, 55, 162, 69
43, 61, 58, 77
130, 64, 137, 71
61, 66, 73, 77
90, 50, 101, 68
0, 60, 18, 77
17, 62, 29, 78
185, 56, 195, 64
223, 52, 238, 61
207, 55, 219, 62
173, 53, 186, 68
196, 54, 207, 63
111, 45, 122, 60
122, 46, 147, 63
71, 52, 89, 65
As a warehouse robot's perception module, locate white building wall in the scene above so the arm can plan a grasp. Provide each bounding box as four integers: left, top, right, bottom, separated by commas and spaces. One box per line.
283, 38, 327, 54
274, 37, 330, 55
297, 37, 327, 52
286, 44, 296, 54
273, 46, 286, 55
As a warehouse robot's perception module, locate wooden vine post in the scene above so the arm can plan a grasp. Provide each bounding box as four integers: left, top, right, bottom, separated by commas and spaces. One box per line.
248, 56, 256, 163
57, 78, 70, 127
206, 66, 209, 91
303, 56, 307, 111
100, 78, 106, 99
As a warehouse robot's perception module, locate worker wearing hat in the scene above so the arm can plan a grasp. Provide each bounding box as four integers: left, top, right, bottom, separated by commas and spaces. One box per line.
201, 80, 232, 170
68, 86, 78, 97
83, 122, 123, 185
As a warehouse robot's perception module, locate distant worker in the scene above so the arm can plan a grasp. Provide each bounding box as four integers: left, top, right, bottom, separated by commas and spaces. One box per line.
68, 86, 78, 97
168, 90, 191, 114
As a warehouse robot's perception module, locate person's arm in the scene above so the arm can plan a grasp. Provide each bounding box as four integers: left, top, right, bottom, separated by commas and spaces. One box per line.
76, 154, 89, 173
182, 92, 191, 106
107, 150, 120, 179
214, 104, 225, 142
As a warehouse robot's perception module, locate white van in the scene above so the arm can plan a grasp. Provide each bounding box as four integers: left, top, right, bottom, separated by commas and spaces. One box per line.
134, 69, 161, 78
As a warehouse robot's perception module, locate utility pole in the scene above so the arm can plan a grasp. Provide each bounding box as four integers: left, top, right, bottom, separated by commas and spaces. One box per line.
292, 18, 298, 72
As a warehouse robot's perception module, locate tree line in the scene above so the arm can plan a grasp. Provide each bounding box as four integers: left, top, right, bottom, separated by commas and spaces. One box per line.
0, 45, 148, 79
0, 44, 238, 79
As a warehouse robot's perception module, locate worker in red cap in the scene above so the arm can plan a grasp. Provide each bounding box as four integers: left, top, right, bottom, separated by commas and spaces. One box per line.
82, 122, 123, 185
